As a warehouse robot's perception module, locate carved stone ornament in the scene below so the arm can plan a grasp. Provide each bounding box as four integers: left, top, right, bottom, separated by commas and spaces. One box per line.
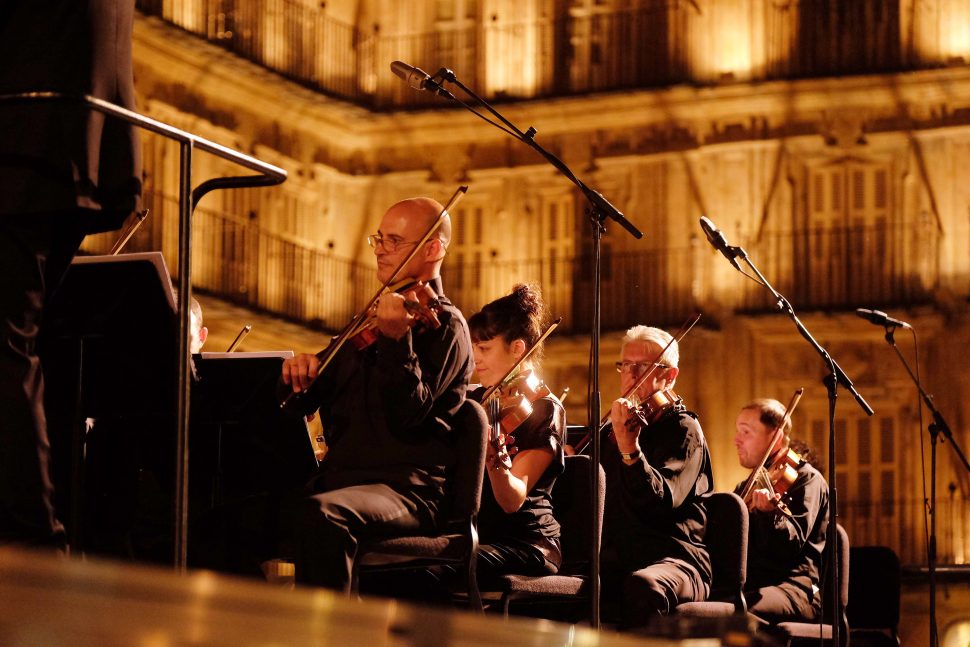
819, 109, 868, 148
427, 144, 471, 183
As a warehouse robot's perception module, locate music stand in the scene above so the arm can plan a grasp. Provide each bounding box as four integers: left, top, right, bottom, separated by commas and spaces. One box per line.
190, 351, 318, 507
188, 351, 317, 569
41, 252, 178, 553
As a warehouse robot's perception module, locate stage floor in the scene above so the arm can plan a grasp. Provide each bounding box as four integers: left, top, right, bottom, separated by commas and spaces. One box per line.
0, 548, 733, 647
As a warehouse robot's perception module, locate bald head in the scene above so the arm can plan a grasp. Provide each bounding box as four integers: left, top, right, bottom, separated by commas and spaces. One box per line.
374, 196, 451, 283
385, 197, 451, 247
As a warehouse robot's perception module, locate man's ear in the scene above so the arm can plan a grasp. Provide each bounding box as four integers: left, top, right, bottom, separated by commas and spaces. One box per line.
199, 326, 209, 347
665, 366, 680, 386
427, 238, 446, 262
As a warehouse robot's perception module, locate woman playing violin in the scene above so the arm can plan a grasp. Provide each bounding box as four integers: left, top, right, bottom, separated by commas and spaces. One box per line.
466, 284, 566, 582
732, 399, 830, 623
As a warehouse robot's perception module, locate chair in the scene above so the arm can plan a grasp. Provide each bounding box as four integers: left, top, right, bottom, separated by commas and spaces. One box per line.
774, 523, 850, 647
492, 454, 606, 622
847, 546, 901, 647
350, 399, 488, 610
676, 491, 749, 617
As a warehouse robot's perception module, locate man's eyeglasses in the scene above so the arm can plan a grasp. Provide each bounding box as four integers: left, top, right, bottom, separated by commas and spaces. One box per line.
615, 361, 671, 377
366, 233, 427, 253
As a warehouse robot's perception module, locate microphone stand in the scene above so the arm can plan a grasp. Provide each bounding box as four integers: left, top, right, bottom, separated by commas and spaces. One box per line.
716, 238, 873, 647
881, 326, 968, 647
426, 67, 643, 627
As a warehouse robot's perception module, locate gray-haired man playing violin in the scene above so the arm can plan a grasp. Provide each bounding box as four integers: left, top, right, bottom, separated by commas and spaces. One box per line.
600, 325, 714, 630
280, 197, 473, 593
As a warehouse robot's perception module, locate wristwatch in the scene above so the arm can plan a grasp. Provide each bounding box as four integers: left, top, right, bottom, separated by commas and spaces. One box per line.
619, 449, 641, 461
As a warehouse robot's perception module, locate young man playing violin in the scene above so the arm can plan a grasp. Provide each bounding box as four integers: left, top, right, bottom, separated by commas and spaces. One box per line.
280, 196, 473, 592
601, 326, 713, 629
733, 399, 829, 623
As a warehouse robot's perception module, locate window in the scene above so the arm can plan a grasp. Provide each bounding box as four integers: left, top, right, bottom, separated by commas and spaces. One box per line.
800, 160, 892, 307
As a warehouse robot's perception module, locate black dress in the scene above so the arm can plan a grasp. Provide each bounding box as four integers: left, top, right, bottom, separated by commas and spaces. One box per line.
470, 384, 566, 582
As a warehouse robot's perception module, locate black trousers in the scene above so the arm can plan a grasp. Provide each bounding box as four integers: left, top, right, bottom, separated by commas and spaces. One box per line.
746, 582, 819, 624
294, 482, 438, 593
360, 536, 560, 606
0, 212, 83, 547
603, 556, 709, 629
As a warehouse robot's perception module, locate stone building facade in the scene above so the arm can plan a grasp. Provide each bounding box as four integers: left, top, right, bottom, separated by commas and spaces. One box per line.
83, 1, 970, 567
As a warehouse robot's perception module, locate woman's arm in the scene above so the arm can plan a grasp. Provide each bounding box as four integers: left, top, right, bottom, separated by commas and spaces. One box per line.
486, 439, 555, 514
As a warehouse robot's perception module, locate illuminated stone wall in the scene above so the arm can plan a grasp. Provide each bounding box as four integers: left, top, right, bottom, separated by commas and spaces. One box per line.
109, 4, 970, 565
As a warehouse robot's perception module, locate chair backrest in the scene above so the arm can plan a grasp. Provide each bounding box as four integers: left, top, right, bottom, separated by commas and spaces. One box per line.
819, 523, 851, 625
847, 545, 900, 631
554, 454, 606, 573
443, 398, 488, 524
701, 492, 748, 605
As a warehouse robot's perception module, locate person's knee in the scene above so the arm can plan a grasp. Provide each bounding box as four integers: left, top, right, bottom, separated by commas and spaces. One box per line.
298, 495, 351, 539
622, 571, 673, 621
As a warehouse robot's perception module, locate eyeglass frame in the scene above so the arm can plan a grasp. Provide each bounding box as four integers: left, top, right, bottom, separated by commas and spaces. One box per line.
615, 360, 672, 375
366, 232, 438, 253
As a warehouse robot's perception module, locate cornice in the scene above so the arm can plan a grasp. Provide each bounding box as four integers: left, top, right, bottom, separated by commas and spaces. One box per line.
133, 14, 970, 177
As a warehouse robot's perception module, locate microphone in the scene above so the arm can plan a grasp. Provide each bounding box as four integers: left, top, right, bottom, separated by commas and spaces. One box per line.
698, 216, 741, 271
390, 61, 451, 97
855, 308, 912, 329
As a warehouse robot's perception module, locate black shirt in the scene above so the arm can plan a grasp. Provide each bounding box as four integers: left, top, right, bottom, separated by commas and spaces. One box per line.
0, 0, 142, 227
306, 278, 473, 512
734, 459, 829, 595
471, 386, 565, 545
601, 408, 714, 581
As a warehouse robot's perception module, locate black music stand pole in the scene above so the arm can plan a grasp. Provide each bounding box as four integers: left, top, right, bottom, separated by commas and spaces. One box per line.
714, 236, 873, 647
880, 326, 967, 647
416, 66, 643, 627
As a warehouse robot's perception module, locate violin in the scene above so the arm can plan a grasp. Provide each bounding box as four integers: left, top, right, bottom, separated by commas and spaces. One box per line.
629, 388, 683, 427
487, 371, 552, 432
479, 319, 562, 469
739, 388, 805, 518
278, 185, 467, 415
746, 448, 802, 517
278, 279, 443, 414
345, 280, 443, 350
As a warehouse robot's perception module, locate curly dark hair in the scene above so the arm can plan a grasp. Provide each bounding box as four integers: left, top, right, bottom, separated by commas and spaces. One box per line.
468, 284, 548, 361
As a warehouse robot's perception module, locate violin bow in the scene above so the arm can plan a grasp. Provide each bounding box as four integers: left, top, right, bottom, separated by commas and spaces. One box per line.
226, 324, 253, 352
280, 185, 467, 409
479, 317, 562, 403
739, 387, 804, 501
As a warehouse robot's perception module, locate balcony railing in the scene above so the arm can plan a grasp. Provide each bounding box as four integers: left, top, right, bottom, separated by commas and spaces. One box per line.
83, 196, 942, 333
737, 221, 941, 313
136, 0, 920, 111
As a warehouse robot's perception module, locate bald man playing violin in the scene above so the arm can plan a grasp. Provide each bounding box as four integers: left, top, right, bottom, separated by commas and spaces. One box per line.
600, 325, 714, 630
733, 399, 829, 623
280, 197, 473, 593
